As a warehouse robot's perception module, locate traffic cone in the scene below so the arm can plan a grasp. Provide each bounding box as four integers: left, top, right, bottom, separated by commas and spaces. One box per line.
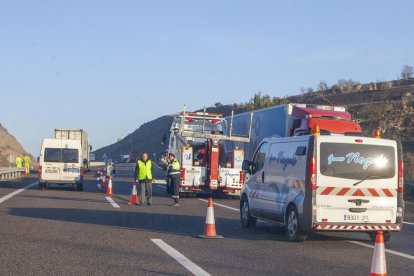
370, 231, 387, 276
128, 183, 139, 205
198, 197, 223, 239
101, 173, 106, 189
106, 176, 113, 196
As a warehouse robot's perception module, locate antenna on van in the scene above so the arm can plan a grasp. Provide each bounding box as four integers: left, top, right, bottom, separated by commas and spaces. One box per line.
229, 110, 234, 138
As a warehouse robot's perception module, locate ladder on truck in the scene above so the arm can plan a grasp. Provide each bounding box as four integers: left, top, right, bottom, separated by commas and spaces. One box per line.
178, 107, 253, 191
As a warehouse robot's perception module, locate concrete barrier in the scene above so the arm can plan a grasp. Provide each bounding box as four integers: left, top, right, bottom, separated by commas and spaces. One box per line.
0, 167, 25, 181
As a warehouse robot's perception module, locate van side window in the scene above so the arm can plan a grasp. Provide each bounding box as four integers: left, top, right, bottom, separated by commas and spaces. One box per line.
252, 142, 269, 174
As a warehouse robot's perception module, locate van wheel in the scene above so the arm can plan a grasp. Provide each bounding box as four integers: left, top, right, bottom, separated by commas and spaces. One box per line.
240, 196, 257, 228
286, 206, 306, 242
77, 183, 84, 191
368, 231, 391, 243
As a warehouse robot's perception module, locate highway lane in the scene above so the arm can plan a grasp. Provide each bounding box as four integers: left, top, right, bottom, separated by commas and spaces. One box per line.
0, 172, 413, 275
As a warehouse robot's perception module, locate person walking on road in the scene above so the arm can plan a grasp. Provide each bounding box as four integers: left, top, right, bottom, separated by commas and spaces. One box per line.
15, 156, 23, 168
168, 153, 181, 206
23, 154, 31, 175
135, 153, 155, 206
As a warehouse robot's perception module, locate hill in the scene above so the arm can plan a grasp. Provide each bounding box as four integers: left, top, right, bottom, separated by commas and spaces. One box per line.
0, 124, 36, 167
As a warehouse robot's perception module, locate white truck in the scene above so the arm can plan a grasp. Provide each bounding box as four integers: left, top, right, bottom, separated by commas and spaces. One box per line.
166, 110, 251, 197
54, 129, 92, 171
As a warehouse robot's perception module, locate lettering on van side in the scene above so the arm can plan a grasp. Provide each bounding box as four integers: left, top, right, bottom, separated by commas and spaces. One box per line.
269, 151, 298, 171
327, 152, 389, 170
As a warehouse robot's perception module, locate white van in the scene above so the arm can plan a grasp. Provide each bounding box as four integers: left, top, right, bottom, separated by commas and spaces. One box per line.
38, 138, 85, 191
240, 134, 404, 242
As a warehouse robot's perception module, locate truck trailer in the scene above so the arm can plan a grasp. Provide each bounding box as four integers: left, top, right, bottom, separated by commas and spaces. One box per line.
225, 103, 362, 160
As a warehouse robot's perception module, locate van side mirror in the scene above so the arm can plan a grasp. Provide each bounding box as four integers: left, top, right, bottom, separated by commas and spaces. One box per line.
242, 160, 252, 173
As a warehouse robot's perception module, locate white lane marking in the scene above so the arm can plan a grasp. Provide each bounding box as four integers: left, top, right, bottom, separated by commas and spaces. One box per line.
403, 221, 414, 226
151, 239, 211, 276
105, 197, 120, 208
0, 182, 38, 204
198, 199, 239, 212
349, 241, 414, 261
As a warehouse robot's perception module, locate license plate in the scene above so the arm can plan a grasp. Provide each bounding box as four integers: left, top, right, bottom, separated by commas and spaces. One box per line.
45, 169, 59, 173
344, 214, 370, 221
63, 168, 79, 173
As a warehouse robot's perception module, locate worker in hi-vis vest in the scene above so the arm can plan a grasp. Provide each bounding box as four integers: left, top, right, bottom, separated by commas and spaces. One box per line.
134, 153, 155, 206
15, 156, 23, 168
23, 155, 31, 174
168, 153, 181, 206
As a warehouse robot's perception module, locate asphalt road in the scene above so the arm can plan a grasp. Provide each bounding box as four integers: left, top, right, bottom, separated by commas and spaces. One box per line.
1, 167, 414, 276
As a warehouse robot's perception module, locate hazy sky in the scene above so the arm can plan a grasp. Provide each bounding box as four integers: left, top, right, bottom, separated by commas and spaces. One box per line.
1, 0, 413, 156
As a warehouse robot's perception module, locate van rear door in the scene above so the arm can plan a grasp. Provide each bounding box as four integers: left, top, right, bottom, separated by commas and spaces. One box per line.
60, 147, 81, 182
43, 146, 64, 182
315, 137, 398, 226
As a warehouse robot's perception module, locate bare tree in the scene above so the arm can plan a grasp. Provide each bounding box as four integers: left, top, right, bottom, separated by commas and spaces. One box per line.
306, 87, 314, 94
300, 87, 306, 95
317, 80, 328, 91
401, 65, 414, 80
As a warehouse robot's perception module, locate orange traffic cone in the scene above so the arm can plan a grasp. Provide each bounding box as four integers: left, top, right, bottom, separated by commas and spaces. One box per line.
370, 231, 387, 276
101, 173, 106, 189
106, 176, 113, 196
198, 197, 223, 239
128, 183, 139, 205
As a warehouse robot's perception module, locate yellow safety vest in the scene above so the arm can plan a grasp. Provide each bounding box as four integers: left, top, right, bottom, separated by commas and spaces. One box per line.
171, 159, 180, 171
137, 160, 153, 180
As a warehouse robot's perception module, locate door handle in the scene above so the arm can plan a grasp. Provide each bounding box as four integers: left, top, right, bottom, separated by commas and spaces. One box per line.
262, 171, 265, 183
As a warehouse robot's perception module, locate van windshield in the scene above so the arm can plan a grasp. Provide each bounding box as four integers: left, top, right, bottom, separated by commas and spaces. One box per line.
44, 148, 79, 163
319, 143, 395, 180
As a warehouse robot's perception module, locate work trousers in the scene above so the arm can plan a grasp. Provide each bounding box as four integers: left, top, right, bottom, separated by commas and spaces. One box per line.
170, 174, 180, 203
139, 181, 152, 204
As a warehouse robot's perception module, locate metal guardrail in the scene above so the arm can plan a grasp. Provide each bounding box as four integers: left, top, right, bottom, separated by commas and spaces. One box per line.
0, 167, 25, 181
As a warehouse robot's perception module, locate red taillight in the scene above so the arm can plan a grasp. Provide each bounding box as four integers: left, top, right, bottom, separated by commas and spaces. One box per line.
239, 171, 244, 184
398, 160, 404, 193
180, 168, 186, 181
38, 165, 42, 175
309, 156, 317, 190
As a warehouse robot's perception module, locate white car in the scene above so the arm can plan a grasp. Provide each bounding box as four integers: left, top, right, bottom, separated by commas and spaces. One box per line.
240, 134, 404, 242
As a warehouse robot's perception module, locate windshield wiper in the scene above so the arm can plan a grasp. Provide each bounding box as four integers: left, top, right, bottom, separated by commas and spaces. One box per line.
352, 175, 384, 186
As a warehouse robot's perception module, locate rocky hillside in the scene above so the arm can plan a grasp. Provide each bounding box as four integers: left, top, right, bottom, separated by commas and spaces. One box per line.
0, 124, 35, 167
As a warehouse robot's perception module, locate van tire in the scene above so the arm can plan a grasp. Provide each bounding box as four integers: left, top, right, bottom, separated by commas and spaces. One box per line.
368, 231, 391, 243
286, 205, 306, 242
39, 182, 45, 190
77, 183, 84, 191
240, 196, 257, 228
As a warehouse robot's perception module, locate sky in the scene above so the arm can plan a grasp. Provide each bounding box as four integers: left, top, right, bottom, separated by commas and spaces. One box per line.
0, 0, 413, 156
